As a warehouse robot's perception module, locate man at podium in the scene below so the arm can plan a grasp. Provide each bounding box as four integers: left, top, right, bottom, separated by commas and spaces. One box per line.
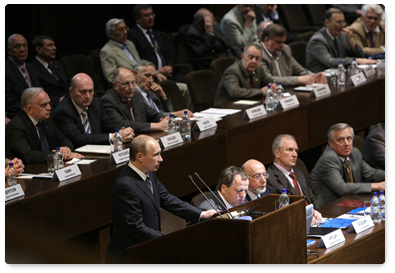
106, 135, 217, 263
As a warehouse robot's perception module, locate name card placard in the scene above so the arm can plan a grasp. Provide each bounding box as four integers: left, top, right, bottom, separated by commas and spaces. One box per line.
363, 65, 376, 78
54, 164, 81, 182
350, 72, 367, 86
347, 216, 374, 234
5, 184, 25, 202
243, 104, 267, 120
111, 149, 130, 165
318, 228, 345, 249
194, 117, 217, 131
313, 84, 331, 98
279, 95, 300, 110
160, 132, 184, 149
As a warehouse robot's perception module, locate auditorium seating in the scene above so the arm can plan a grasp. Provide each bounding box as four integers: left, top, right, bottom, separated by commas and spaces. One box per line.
209, 56, 237, 80
186, 69, 219, 111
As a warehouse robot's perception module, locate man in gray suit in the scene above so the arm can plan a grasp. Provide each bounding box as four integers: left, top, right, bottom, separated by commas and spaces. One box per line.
214, 43, 275, 105
196, 166, 249, 211
101, 67, 169, 133
100, 18, 141, 83
306, 8, 375, 73
308, 123, 385, 208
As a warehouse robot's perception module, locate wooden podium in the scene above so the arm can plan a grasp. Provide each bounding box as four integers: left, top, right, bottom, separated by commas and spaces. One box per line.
126, 195, 307, 263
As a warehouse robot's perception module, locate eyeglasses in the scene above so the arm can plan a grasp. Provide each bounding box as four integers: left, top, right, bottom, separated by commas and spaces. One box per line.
248, 173, 269, 180
116, 81, 136, 87
114, 26, 130, 34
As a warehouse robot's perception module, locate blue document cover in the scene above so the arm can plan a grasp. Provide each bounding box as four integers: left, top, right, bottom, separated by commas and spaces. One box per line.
320, 218, 356, 229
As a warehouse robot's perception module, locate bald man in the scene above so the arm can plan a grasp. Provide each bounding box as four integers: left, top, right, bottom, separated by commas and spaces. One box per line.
242, 159, 272, 201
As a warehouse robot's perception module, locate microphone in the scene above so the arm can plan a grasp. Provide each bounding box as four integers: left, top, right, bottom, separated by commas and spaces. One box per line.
188, 175, 223, 219
194, 172, 234, 219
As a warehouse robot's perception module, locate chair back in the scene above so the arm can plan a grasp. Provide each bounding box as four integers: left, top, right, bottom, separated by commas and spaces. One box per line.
288, 41, 307, 67
186, 70, 219, 111
158, 80, 187, 111
209, 56, 237, 79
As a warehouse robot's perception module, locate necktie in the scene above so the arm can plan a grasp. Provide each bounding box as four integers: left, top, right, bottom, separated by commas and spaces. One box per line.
147, 29, 165, 67
333, 38, 339, 57
369, 32, 376, 48
145, 176, 154, 194
146, 93, 159, 112
21, 67, 33, 87
125, 100, 135, 120
81, 110, 91, 134
37, 122, 51, 152
289, 172, 302, 195
344, 159, 354, 183
49, 62, 60, 82
249, 74, 255, 88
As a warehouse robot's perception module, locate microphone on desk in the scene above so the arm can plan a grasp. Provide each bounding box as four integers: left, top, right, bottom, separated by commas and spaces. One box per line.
193, 172, 234, 219
188, 175, 223, 219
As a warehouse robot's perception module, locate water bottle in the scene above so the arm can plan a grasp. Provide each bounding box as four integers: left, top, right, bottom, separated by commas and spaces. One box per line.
337, 61, 346, 86
54, 147, 64, 170
168, 114, 177, 134
181, 111, 191, 140
7, 162, 17, 186
274, 82, 284, 108
278, 188, 290, 208
348, 58, 359, 76
111, 129, 123, 153
378, 191, 385, 220
265, 84, 276, 112
370, 192, 381, 223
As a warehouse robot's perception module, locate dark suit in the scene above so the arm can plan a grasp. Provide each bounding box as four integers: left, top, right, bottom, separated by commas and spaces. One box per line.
106, 164, 202, 263
363, 122, 385, 170
31, 58, 68, 108
245, 187, 272, 202
5, 58, 41, 119
101, 88, 165, 133
308, 146, 385, 208
196, 191, 228, 211
266, 164, 319, 208
52, 96, 118, 149
5, 111, 73, 164
136, 86, 173, 115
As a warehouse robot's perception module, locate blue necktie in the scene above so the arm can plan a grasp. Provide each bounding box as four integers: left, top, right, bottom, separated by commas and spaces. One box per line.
37, 122, 51, 152
81, 110, 91, 134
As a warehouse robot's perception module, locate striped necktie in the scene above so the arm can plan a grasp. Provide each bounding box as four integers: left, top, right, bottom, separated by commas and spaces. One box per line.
344, 159, 354, 183
146, 93, 159, 112
81, 110, 91, 134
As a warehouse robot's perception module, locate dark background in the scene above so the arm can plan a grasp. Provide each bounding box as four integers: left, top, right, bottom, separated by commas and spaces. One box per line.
5, 4, 234, 60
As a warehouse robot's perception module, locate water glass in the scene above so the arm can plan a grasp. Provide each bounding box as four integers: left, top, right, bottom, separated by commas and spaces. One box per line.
47, 153, 55, 174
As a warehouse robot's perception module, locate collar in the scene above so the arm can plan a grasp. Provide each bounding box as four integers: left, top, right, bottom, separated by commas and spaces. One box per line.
136, 85, 148, 96
338, 156, 351, 163
218, 190, 233, 209
35, 56, 50, 69
362, 23, 380, 34
109, 39, 126, 49
128, 161, 148, 181
325, 29, 336, 41
273, 162, 294, 178
137, 23, 149, 34
261, 41, 281, 60
26, 113, 40, 126
70, 97, 88, 115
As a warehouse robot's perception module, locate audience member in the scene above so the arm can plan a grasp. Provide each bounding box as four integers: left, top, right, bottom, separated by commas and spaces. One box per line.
101, 67, 169, 133
257, 20, 273, 40
52, 73, 135, 149
220, 5, 259, 54
308, 123, 385, 208
5, 88, 83, 164
133, 60, 193, 118
329, 4, 362, 26
5, 158, 25, 176
260, 24, 327, 86
186, 8, 240, 59
215, 43, 275, 105
6, 34, 41, 122
254, 4, 282, 25
306, 8, 376, 73
242, 159, 272, 201
363, 122, 385, 170
106, 135, 217, 263
31, 35, 69, 108
100, 18, 140, 83
350, 4, 385, 57
196, 166, 249, 210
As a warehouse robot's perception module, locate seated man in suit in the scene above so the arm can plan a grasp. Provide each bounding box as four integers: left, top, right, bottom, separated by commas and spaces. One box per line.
6, 88, 83, 164
6, 33, 41, 122
52, 73, 135, 149
266, 134, 322, 223
196, 166, 249, 211
215, 43, 275, 105
100, 18, 140, 83
306, 8, 376, 73
133, 60, 193, 118
101, 67, 169, 133
31, 35, 69, 108
260, 24, 327, 86
241, 159, 272, 201
350, 4, 385, 57
309, 123, 385, 208
363, 122, 385, 170
106, 135, 217, 263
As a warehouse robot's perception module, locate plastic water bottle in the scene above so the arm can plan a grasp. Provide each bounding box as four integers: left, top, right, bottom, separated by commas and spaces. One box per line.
279, 188, 290, 208
111, 129, 123, 153
181, 111, 191, 140
168, 114, 177, 134
370, 192, 381, 223
7, 162, 17, 186
337, 61, 346, 86
275, 82, 284, 108
378, 191, 385, 220
54, 147, 64, 170
348, 58, 359, 76
265, 84, 276, 112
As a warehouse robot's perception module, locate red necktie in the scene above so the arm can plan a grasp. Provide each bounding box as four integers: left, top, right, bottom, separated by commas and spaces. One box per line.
289, 172, 302, 195
126, 100, 135, 121
249, 74, 255, 88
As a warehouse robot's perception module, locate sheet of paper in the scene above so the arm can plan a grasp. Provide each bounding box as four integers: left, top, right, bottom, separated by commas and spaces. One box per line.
70, 159, 97, 165
75, 145, 111, 154
233, 100, 260, 105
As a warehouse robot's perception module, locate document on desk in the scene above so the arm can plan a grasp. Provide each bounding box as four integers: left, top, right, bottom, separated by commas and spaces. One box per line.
67, 158, 97, 165
233, 100, 260, 105
17, 173, 54, 179
75, 144, 111, 154
194, 108, 241, 120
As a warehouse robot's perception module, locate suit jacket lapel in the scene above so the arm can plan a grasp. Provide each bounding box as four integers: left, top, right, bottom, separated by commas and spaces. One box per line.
21, 111, 41, 150
273, 165, 295, 194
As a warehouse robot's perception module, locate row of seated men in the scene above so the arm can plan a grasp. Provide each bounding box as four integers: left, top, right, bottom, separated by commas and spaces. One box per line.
5, 4, 384, 123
